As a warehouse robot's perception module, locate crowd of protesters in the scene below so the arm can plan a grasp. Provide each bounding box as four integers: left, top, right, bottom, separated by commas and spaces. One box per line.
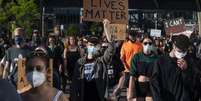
0, 18, 200, 101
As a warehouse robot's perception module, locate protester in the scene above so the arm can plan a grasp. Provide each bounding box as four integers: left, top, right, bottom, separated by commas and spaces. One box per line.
61, 36, 69, 92
47, 34, 63, 90
128, 35, 158, 101
63, 36, 80, 80
113, 31, 143, 98
3, 28, 31, 86
77, 37, 86, 57
53, 26, 65, 53
150, 34, 197, 101
30, 29, 42, 50
71, 19, 116, 101
62, 36, 80, 92
154, 39, 165, 55
21, 49, 69, 101
107, 40, 124, 88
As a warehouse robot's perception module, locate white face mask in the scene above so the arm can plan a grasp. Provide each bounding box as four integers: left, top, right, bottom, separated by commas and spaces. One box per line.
87, 46, 97, 59
27, 71, 46, 88
193, 42, 197, 46
143, 45, 153, 54
174, 50, 187, 59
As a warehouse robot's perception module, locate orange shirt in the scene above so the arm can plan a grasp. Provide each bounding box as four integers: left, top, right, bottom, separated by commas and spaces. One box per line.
135, 41, 143, 49
120, 41, 143, 72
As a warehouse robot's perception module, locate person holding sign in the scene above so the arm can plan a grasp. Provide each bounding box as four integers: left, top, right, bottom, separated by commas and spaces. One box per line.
71, 19, 116, 101
21, 50, 69, 101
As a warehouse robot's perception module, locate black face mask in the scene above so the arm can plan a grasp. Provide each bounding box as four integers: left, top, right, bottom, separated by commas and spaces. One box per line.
33, 36, 40, 42
32, 37, 41, 46
15, 36, 24, 45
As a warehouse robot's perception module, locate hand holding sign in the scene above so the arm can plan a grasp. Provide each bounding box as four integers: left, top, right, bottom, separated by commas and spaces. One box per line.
103, 19, 111, 25
103, 19, 112, 42
17, 57, 32, 94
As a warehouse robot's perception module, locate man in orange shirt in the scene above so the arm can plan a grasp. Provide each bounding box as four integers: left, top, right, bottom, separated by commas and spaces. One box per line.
112, 32, 143, 99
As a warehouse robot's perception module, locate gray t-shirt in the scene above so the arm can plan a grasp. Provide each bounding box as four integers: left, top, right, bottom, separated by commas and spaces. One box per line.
5, 47, 30, 84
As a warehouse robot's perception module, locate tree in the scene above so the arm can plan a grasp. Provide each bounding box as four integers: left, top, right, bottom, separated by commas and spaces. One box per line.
0, 0, 40, 38
66, 24, 79, 36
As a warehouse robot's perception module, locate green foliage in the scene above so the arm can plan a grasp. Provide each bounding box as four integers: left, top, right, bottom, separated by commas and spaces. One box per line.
90, 23, 97, 34
0, 0, 40, 38
89, 23, 103, 35
66, 24, 79, 36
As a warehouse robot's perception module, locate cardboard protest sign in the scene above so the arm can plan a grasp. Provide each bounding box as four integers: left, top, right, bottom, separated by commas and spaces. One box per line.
83, 0, 128, 24
17, 58, 32, 94
150, 29, 162, 37
173, 30, 193, 38
47, 59, 53, 87
164, 18, 186, 36
108, 24, 127, 40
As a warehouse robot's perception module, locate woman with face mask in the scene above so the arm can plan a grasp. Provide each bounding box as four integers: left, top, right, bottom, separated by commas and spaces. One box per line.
128, 35, 158, 101
21, 52, 69, 101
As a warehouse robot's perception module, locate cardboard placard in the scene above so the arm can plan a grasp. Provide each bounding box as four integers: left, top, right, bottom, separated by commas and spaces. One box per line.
164, 18, 186, 36
17, 58, 32, 93
108, 24, 127, 40
83, 0, 128, 24
150, 29, 162, 37
173, 30, 193, 38
47, 59, 53, 87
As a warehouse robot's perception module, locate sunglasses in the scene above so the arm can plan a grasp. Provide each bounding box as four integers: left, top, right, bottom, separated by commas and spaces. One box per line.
31, 51, 48, 57
143, 42, 152, 45
26, 65, 46, 72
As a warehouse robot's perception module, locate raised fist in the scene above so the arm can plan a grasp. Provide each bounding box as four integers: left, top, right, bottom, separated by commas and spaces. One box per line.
103, 19, 110, 25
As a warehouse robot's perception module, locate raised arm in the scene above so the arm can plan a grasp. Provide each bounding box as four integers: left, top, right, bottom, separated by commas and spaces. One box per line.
102, 19, 116, 63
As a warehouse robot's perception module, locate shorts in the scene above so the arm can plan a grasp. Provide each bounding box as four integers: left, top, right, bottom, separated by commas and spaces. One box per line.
133, 82, 152, 97
123, 72, 130, 88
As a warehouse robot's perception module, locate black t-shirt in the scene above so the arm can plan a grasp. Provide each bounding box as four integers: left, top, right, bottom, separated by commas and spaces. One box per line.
47, 46, 63, 71
84, 80, 100, 101
83, 61, 101, 101
66, 50, 80, 78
